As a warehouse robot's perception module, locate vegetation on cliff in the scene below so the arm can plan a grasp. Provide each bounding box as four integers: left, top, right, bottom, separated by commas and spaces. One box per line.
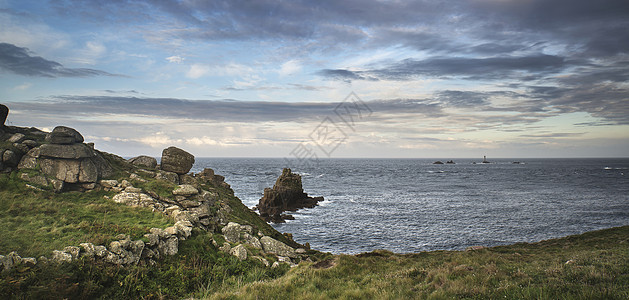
210, 226, 629, 299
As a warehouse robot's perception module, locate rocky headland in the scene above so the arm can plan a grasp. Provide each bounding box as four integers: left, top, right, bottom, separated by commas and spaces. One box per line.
0, 104, 315, 274
256, 168, 324, 223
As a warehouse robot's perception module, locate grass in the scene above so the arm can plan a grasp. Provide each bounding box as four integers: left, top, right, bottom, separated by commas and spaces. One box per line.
208, 226, 629, 299
0, 230, 290, 299
0, 173, 173, 258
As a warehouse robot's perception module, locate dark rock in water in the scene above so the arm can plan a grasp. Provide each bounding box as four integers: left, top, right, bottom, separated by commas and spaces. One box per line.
160, 146, 194, 175
446, 160, 455, 164
45, 126, 84, 144
0, 104, 8, 127
257, 168, 324, 223
128, 155, 158, 169
433, 161, 444, 164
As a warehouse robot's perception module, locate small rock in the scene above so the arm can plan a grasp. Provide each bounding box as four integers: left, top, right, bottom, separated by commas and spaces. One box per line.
219, 243, 232, 253
465, 246, 486, 252
125, 186, 143, 193
222, 222, 242, 243
99, 179, 119, 188
63, 246, 81, 260
296, 248, 307, 254
7, 133, 25, 143
22, 140, 38, 148
230, 244, 247, 261
260, 236, 297, 258
51, 250, 72, 263
173, 184, 199, 196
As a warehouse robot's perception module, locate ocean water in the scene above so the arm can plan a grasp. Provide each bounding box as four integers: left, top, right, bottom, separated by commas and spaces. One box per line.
191, 158, 629, 254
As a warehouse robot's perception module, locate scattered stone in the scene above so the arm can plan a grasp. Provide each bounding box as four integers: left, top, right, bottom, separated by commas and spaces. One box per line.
242, 233, 262, 249
156, 171, 180, 184
230, 244, 247, 261
222, 222, 242, 243
295, 248, 307, 254
2, 150, 19, 166
64, 246, 81, 260
51, 250, 73, 263
7, 133, 25, 143
160, 146, 194, 175
260, 236, 297, 258
125, 186, 143, 193
173, 184, 198, 196
99, 179, 119, 188
219, 243, 231, 253
128, 155, 158, 169
252, 256, 270, 267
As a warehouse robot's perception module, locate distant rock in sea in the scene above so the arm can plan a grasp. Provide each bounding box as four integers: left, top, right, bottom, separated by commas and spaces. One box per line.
256, 168, 323, 223
433, 161, 444, 164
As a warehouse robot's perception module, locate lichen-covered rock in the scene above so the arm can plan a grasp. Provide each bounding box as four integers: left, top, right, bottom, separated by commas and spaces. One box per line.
160, 146, 194, 175
51, 250, 72, 263
158, 236, 178, 256
173, 184, 198, 196
7, 133, 25, 143
128, 155, 157, 169
230, 244, 247, 261
156, 171, 180, 184
63, 246, 80, 260
222, 222, 242, 243
243, 233, 262, 249
260, 236, 297, 258
39, 143, 93, 159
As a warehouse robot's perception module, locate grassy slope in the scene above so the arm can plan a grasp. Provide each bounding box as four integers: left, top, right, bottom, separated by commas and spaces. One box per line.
209, 226, 629, 299
0, 173, 173, 258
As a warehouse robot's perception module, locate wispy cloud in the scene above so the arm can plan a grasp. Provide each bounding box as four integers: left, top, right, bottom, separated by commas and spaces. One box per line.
0, 42, 122, 78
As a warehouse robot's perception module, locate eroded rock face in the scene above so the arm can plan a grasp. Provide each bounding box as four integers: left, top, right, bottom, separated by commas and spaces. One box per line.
257, 168, 324, 223
160, 146, 194, 175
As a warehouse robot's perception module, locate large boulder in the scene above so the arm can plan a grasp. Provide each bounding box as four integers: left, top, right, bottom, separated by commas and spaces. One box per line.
257, 168, 324, 222
160, 146, 194, 174
45, 126, 84, 144
128, 155, 158, 169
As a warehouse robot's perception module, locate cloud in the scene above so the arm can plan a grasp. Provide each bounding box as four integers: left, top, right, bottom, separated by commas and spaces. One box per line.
0, 42, 121, 78
166, 55, 184, 63
279, 60, 301, 76
186, 63, 210, 79
8, 95, 442, 123
320, 54, 570, 82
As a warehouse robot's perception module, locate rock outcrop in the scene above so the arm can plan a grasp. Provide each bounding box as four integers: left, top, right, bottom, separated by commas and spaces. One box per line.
16, 126, 113, 191
160, 146, 194, 174
256, 168, 323, 223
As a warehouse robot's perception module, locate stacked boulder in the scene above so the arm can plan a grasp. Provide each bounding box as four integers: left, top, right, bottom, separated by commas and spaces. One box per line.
18, 126, 113, 191
257, 168, 324, 223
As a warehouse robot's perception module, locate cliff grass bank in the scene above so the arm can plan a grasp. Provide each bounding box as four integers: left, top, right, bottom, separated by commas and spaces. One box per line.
210, 226, 629, 299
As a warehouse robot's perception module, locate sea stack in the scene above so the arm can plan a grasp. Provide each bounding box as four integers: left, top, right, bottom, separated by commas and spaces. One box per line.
256, 168, 324, 223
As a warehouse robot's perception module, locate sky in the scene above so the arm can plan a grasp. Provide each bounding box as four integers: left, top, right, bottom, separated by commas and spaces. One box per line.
1, 0, 628, 159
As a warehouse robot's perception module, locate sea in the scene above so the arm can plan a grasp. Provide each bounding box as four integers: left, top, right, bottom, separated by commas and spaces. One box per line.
190, 158, 629, 254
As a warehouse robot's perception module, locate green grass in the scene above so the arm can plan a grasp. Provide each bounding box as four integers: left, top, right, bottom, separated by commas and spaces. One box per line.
0, 230, 290, 299
0, 173, 173, 258
208, 226, 629, 299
